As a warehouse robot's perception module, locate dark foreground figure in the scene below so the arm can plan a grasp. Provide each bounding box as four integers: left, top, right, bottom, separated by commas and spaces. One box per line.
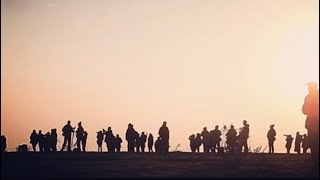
302, 81, 319, 169
1, 152, 318, 179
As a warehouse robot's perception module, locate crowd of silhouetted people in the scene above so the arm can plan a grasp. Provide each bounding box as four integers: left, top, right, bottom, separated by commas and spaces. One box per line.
0, 81, 318, 170
0, 120, 308, 155
188, 120, 250, 154
0, 121, 170, 155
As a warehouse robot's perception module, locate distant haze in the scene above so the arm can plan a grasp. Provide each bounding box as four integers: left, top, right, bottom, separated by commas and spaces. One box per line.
1, 0, 319, 152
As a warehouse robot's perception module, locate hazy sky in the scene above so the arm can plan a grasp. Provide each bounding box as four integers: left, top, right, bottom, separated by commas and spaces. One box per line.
1, 0, 319, 152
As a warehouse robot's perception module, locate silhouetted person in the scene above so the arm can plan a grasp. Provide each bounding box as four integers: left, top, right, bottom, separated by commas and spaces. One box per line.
1, 135, 7, 152
195, 133, 202, 153
294, 132, 303, 154
148, 134, 154, 152
302, 134, 310, 154
158, 121, 169, 155
30, 130, 38, 152
104, 127, 115, 153
50, 129, 58, 152
267, 124, 276, 154
126, 123, 138, 152
139, 132, 147, 152
284, 134, 294, 154
76, 122, 84, 152
115, 134, 122, 152
211, 126, 222, 153
43, 132, 51, 152
44, 132, 51, 152
81, 131, 87, 152
302, 81, 319, 168
155, 137, 162, 153
201, 127, 210, 153
38, 130, 45, 152
61, 120, 75, 152
97, 131, 104, 152
239, 120, 249, 154
189, 134, 196, 153
226, 125, 237, 153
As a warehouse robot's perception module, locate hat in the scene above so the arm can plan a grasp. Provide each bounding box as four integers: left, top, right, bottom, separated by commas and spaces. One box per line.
270, 124, 275, 127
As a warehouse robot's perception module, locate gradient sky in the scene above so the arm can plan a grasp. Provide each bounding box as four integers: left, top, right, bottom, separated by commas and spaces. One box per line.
1, 0, 319, 152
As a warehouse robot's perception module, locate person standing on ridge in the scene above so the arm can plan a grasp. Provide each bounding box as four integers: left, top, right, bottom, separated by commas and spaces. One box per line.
60, 120, 75, 152
76, 122, 84, 152
267, 124, 276, 154
239, 120, 249, 154
201, 127, 210, 153
30, 130, 38, 152
147, 134, 154, 152
158, 121, 169, 155
302, 81, 319, 169
96, 131, 104, 152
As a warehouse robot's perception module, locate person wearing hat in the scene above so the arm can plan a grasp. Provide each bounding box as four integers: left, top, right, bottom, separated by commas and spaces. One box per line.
302, 81, 319, 168
267, 124, 276, 154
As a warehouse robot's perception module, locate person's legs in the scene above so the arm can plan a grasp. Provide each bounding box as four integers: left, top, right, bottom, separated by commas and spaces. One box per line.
309, 128, 319, 167
244, 139, 248, 153
82, 141, 86, 152
76, 139, 81, 152
32, 144, 36, 152
61, 137, 67, 151
67, 136, 71, 152
268, 140, 271, 153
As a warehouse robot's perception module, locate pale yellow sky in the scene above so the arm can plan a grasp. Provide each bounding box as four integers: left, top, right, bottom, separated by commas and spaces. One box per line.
1, 0, 319, 152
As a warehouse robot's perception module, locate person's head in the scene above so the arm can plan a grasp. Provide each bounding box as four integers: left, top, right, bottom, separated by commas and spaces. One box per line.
163, 121, 167, 127
149, 133, 153, 137
215, 125, 219, 130
33, 130, 36, 133
108, 127, 111, 130
128, 123, 133, 128
67, 120, 71, 125
270, 124, 275, 129
303, 134, 307, 137
116, 134, 119, 138
230, 125, 234, 129
39, 130, 42, 134
78, 122, 82, 126
203, 127, 207, 131
243, 120, 247, 125
307, 81, 318, 93
296, 132, 300, 135
84, 131, 88, 135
